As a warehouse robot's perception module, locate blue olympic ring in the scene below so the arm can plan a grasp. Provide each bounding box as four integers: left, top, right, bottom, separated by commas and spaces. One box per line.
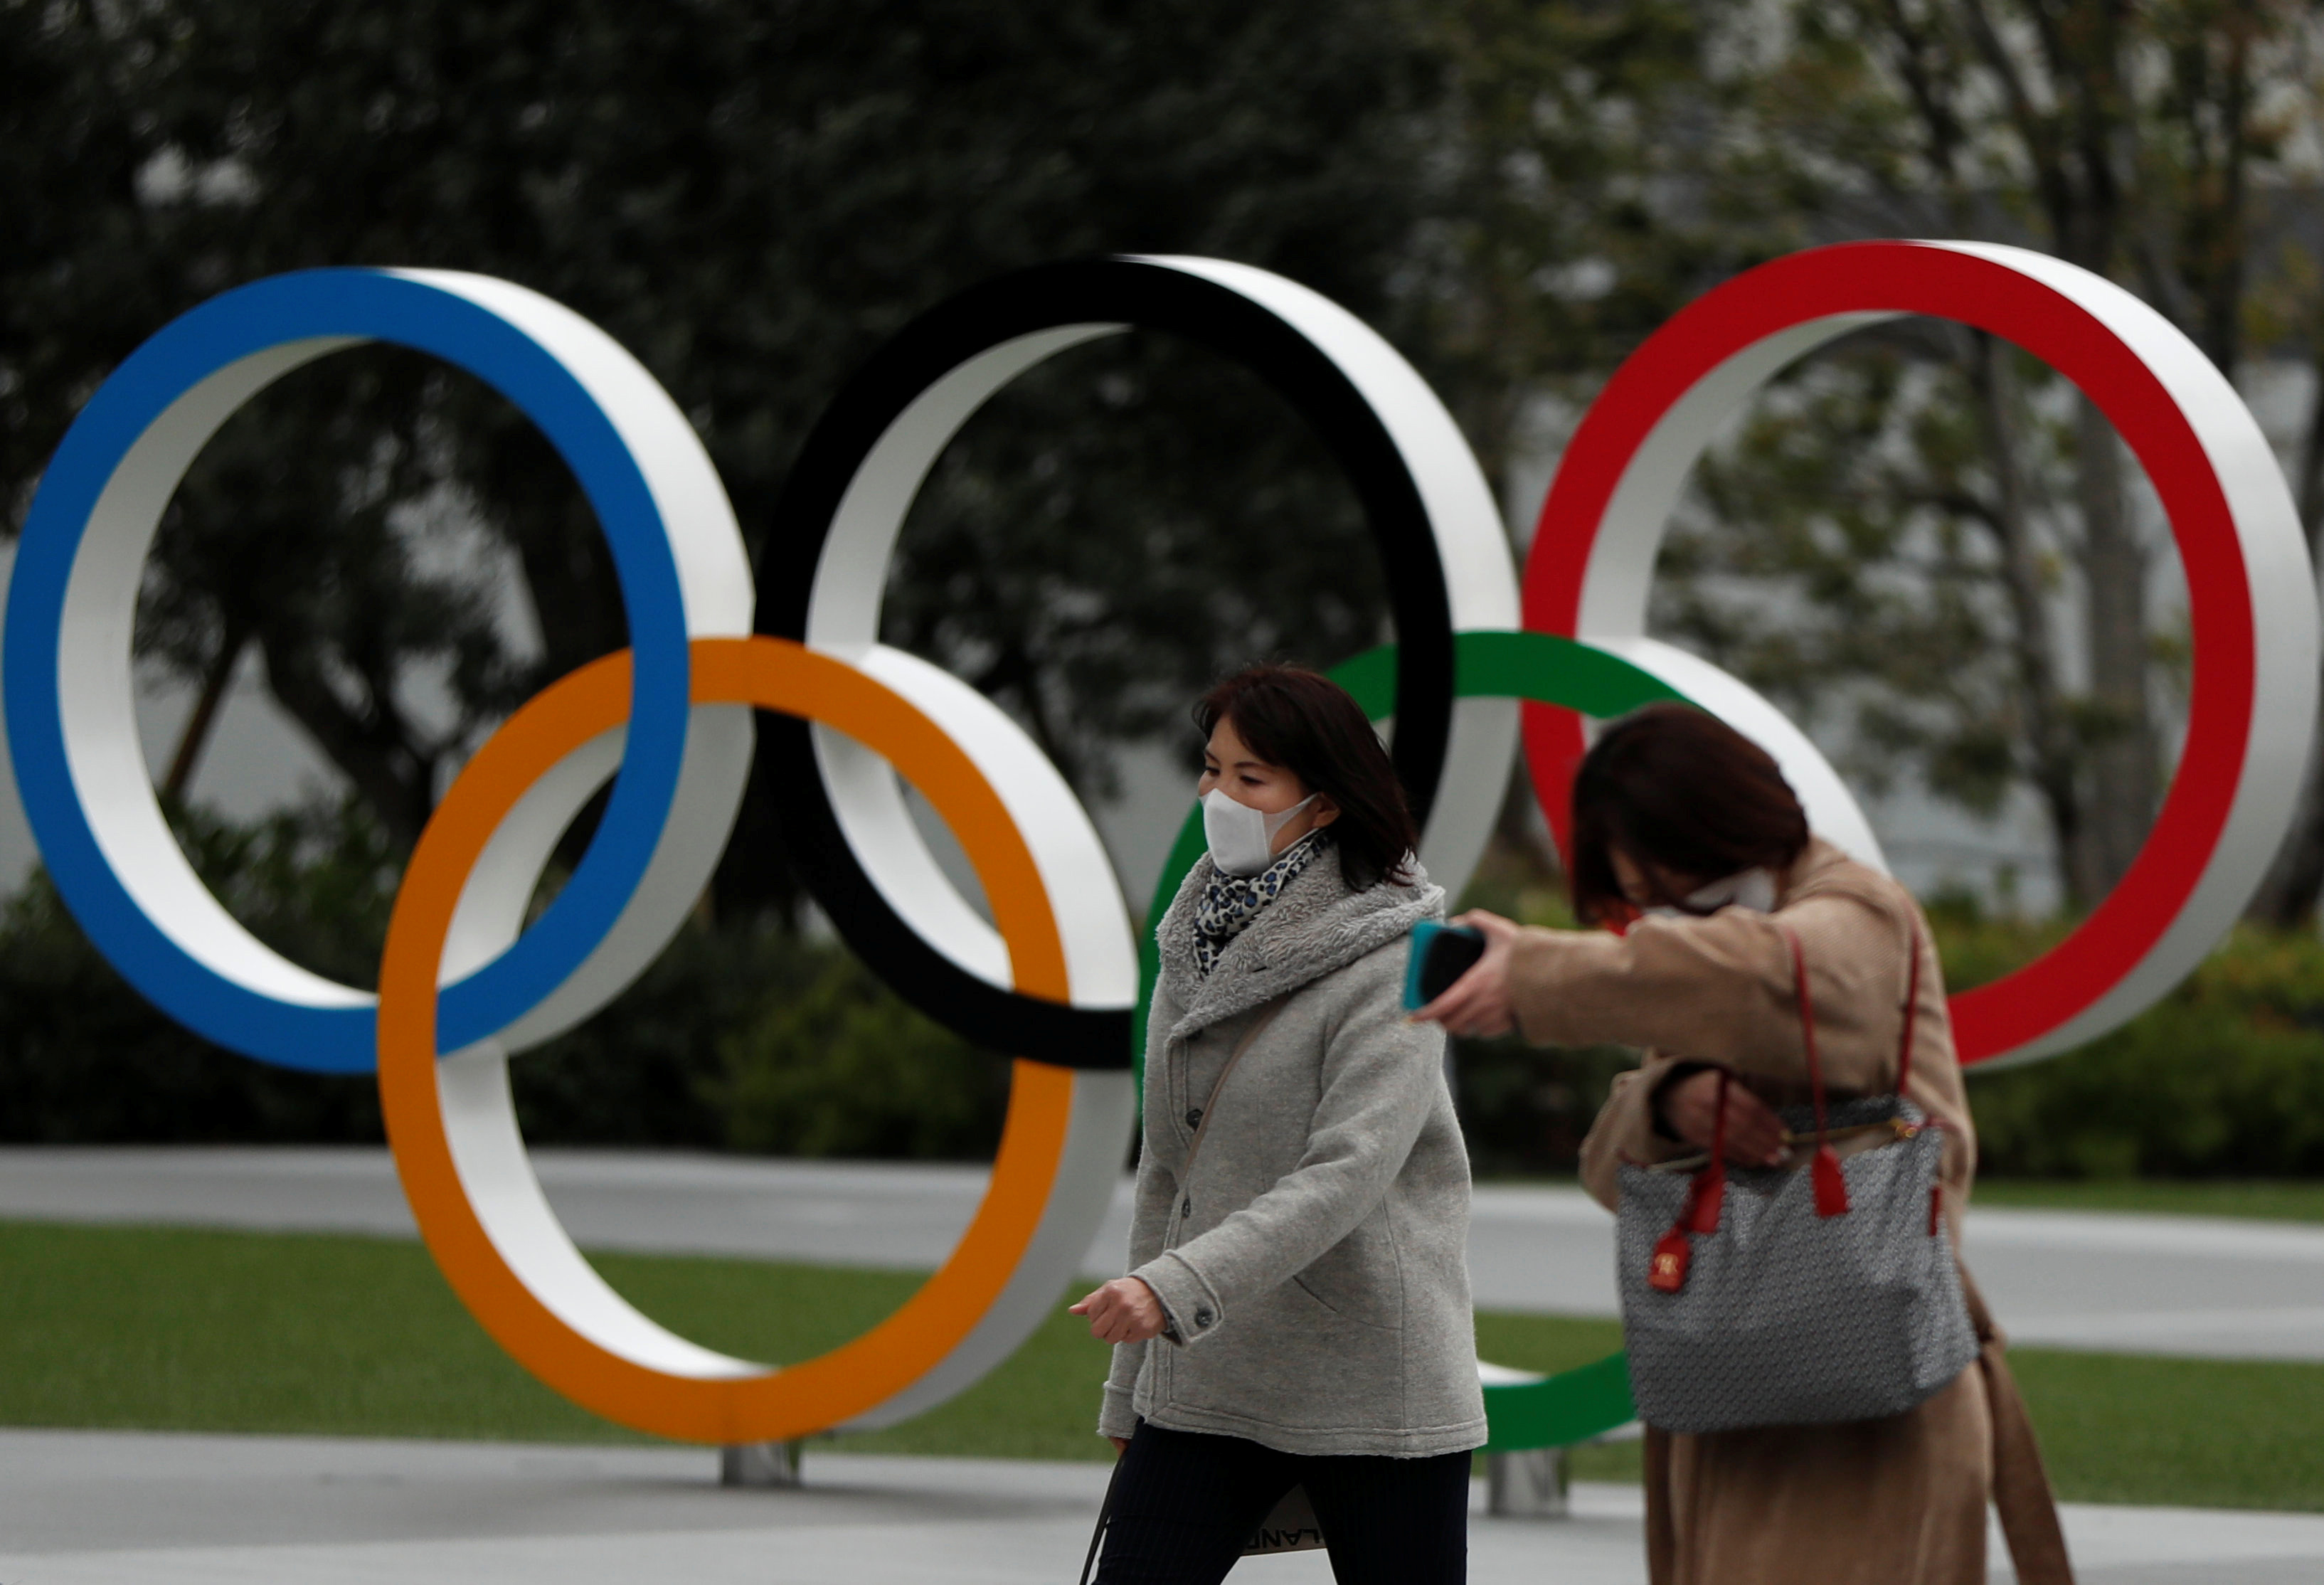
4, 270, 705, 1072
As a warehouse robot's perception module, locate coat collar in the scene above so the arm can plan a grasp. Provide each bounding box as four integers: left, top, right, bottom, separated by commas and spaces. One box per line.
1778, 836, 1869, 909
1155, 842, 1444, 1038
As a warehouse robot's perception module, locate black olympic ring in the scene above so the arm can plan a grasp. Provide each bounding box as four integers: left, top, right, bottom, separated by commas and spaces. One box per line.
755, 255, 1465, 1066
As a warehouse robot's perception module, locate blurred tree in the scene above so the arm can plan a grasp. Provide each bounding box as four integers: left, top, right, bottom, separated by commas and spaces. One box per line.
6, 0, 1508, 921
1625, 0, 2324, 912
1416, 0, 1717, 485
16, 0, 2323, 942
1, 1, 196, 528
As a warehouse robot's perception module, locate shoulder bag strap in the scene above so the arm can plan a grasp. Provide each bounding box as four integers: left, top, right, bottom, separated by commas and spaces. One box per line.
1179, 998, 1285, 1184
1777, 924, 1852, 1218
1078, 1453, 1125, 1585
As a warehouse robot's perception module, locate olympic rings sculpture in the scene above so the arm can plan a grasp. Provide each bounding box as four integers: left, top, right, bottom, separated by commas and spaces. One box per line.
6, 240, 2312, 1446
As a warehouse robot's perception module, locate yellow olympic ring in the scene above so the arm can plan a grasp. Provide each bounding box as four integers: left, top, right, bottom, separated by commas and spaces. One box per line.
378, 636, 1079, 1442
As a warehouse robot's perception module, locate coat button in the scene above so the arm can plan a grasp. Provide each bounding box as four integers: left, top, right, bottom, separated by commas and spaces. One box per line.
1184, 1108, 1202, 1128
1195, 1308, 1214, 1328
1181, 1197, 1192, 1216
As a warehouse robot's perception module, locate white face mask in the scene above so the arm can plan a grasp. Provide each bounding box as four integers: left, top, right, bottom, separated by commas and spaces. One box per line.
1201, 788, 1317, 877
1643, 866, 1778, 919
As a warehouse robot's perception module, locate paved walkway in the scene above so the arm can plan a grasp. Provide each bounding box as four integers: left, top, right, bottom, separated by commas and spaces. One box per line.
4, 1147, 2320, 1359
0, 1428, 2318, 1584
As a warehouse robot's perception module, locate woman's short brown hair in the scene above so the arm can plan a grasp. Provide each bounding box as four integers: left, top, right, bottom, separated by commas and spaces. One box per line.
1569, 704, 1810, 924
1194, 665, 1419, 890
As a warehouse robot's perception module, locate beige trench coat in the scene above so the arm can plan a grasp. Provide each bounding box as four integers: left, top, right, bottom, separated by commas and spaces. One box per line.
1509, 839, 2073, 1585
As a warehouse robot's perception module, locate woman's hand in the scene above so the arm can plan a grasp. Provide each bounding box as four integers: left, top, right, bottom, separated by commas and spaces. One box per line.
1410, 910, 1521, 1038
1659, 1068, 1786, 1167
1070, 1277, 1168, 1344
1109, 1437, 1130, 1456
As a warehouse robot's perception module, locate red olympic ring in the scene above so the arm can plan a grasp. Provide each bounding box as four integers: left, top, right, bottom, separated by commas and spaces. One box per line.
1522, 240, 2317, 1068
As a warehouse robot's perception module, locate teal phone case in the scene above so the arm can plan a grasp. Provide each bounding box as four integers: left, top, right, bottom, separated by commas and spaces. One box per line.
1402, 921, 1483, 1010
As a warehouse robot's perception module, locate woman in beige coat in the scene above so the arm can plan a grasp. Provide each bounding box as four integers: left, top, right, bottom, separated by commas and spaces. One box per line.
1417, 704, 2071, 1585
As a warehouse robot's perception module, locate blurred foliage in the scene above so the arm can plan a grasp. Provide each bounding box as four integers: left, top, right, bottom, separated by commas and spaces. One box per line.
1454, 1032, 1640, 1180
1, 0, 1493, 903
1918, 885, 2073, 995
4, 791, 2323, 1180
1967, 924, 2324, 1180
0, 0, 1799, 904
700, 945, 1007, 1160
1920, 889, 2324, 1180
0, 801, 391, 1141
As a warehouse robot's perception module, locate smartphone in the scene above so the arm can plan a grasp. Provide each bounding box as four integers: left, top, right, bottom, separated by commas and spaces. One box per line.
1402, 921, 1486, 1011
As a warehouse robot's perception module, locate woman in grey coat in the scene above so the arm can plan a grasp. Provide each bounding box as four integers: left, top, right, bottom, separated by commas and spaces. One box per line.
1070, 664, 1485, 1584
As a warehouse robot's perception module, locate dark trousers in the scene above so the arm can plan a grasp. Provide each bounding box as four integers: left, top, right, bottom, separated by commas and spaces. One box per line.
1093, 1421, 1470, 1585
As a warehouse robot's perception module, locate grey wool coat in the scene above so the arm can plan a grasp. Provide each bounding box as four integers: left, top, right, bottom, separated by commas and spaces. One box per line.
1098, 842, 1487, 1458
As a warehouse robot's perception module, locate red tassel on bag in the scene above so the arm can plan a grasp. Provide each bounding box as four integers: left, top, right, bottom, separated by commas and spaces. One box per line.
1650, 1077, 1729, 1294
1689, 1072, 1730, 1234
1812, 1145, 1850, 1217
1648, 1226, 1692, 1293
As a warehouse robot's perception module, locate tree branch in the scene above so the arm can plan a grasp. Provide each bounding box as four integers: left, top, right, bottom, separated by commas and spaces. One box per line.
161, 625, 247, 802
1964, 328, 2087, 903
1958, 0, 2080, 251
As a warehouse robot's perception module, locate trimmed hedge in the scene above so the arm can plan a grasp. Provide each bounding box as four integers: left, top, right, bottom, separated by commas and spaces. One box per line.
0, 800, 1007, 1158
0, 802, 392, 1142
4, 799, 2320, 1177
1964, 925, 2324, 1178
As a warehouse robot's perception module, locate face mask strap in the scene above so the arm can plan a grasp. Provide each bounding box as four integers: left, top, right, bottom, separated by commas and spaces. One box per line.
1261, 792, 1318, 840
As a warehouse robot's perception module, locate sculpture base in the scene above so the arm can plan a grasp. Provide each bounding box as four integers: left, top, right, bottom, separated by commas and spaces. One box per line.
719, 1441, 805, 1488
1486, 1447, 1569, 1517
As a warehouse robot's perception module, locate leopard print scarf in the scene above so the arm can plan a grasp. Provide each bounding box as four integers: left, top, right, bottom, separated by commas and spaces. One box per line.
1192, 829, 1329, 977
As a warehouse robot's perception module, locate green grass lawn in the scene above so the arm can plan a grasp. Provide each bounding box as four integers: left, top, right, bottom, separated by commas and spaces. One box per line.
0, 1220, 1105, 1461
4, 1219, 2322, 1509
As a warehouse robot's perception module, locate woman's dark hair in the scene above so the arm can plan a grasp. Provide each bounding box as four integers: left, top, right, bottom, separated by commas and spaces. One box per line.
1569, 703, 1810, 924
1194, 664, 1419, 890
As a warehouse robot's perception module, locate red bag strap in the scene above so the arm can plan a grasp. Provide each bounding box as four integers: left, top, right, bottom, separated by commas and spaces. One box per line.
1778, 918, 1926, 1098
1688, 1071, 1730, 1233
1778, 923, 1851, 1218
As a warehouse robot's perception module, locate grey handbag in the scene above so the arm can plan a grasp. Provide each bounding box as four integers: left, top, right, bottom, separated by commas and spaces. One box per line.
1615, 923, 1978, 1435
